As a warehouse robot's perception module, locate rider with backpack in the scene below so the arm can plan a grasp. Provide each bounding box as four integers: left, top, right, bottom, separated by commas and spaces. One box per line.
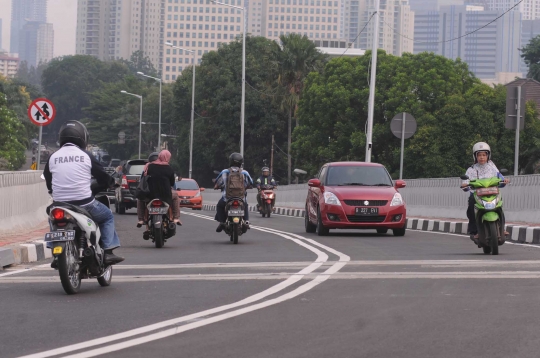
214, 153, 253, 232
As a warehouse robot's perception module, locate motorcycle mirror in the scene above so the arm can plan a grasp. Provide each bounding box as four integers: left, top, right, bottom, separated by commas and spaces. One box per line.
500, 169, 509, 175
460, 175, 469, 180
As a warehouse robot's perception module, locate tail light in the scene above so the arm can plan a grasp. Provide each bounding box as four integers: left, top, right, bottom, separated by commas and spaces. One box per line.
233, 200, 239, 206
121, 175, 128, 189
51, 208, 65, 220
152, 200, 163, 207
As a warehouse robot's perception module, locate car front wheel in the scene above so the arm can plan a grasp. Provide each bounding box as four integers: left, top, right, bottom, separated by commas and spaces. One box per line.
393, 226, 406, 236
316, 207, 329, 236
305, 207, 316, 233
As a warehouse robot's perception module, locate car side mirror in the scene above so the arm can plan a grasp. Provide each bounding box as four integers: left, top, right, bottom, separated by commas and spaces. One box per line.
500, 169, 508, 175
308, 179, 321, 188
200, 187, 205, 192
394, 180, 406, 189
460, 175, 469, 180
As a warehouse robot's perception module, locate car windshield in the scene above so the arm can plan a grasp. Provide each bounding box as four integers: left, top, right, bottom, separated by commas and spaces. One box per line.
326, 166, 393, 186
127, 164, 146, 175
175, 180, 200, 190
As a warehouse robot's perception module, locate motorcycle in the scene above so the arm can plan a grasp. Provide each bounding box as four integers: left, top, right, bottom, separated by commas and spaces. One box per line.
224, 197, 248, 244
258, 185, 276, 218
45, 189, 113, 295
144, 199, 176, 248
461, 175, 508, 255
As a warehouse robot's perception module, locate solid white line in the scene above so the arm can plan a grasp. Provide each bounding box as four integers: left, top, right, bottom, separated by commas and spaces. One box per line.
19, 212, 337, 358
0, 263, 49, 278
411, 230, 540, 249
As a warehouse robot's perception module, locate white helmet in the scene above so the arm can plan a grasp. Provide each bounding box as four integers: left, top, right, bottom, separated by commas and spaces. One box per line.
472, 142, 491, 162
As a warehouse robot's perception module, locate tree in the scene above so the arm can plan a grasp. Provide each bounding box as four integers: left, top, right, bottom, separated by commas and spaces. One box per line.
171, 36, 289, 185
120, 50, 158, 77
0, 87, 27, 170
272, 34, 327, 183
0, 74, 35, 149
521, 35, 540, 80
41, 55, 130, 140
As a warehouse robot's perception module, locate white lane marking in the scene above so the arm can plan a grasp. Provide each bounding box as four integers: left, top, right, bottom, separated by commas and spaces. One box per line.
411, 230, 540, 249
0, 263, 49, 277
61, 240, 350, 358
19, 212, 340, 358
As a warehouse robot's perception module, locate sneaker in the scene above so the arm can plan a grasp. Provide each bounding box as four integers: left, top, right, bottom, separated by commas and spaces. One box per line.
216, 223, 224, 233
104, 250, 125, 265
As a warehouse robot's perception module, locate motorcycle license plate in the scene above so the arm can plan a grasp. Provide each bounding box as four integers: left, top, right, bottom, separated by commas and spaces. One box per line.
355, 207, 378, 216
228, 210, 244, 216
45, 230, 75, 242
148, 207, 168, 214
180, 200, 191, 204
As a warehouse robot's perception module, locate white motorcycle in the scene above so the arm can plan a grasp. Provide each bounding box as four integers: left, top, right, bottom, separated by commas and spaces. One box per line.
45, 182, 113, 294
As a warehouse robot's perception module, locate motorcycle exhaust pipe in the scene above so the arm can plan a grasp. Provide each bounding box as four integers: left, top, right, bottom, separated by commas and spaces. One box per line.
168, 222, 176, 230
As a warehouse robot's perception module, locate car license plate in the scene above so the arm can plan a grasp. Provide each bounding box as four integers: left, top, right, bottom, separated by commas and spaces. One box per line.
180, 200, 191, 204
148, 207, 168, 214
44, 230, 75, 242
228, 210, 244, 216
355, 207, 378, 216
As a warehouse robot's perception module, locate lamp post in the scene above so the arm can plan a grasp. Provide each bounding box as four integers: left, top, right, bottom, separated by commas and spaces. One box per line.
365, 0, 380, 163
121, 90, 143, 159
211, 0, 246, 157
137, 72, 162, 150
166, 42, 196, 179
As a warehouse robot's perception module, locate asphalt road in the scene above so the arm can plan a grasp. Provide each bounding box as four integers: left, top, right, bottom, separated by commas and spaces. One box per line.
3, 208, 540, 358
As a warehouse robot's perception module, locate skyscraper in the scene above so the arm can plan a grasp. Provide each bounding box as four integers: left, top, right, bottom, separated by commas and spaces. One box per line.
10, 0, 48, 54
414, 5, 522, 80
408, 0, 465, 12
19, 21, 54, 66
0, 19, 3, 50
484, 0, 540, 20
76, 0, 164, 73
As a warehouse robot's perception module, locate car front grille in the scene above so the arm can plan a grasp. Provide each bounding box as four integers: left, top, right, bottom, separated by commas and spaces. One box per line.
344, 200, 388, 207
347, 215, 386, 223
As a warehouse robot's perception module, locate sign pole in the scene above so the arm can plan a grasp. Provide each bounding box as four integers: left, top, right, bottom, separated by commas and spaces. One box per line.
514, 86, 521, 176
36, 126, 43, 170
400, 112, 406, 180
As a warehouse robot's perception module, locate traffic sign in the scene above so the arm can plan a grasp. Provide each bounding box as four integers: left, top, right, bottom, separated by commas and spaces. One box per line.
27, 98, 56, 127
390, 112, 417, 139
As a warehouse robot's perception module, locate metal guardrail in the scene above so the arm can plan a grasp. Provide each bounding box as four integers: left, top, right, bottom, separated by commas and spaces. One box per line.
0, 171, 44, 188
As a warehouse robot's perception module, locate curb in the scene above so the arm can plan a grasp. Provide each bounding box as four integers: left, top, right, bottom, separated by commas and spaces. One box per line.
0, 239, 52, 268
201, 204, 540, 244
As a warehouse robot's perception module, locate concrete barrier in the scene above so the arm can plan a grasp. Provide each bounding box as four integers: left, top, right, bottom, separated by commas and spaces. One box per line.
0, 171, 51, 236
203, 174, 540, 224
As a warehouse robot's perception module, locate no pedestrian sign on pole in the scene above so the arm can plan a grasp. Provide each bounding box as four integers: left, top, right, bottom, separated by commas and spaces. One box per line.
27, 98, 56, 127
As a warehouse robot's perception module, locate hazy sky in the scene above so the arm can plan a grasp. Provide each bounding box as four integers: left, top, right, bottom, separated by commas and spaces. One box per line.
0, 0, 77, 57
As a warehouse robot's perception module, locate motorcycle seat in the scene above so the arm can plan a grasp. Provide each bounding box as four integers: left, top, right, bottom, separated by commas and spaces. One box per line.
47, 201, 95, 221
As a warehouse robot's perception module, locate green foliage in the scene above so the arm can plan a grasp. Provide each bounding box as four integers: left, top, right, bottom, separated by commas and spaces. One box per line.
15, 60, 49, 92
0, 88, 27, 170
119, 50, 158, 77
293, 50, 540, 178
41, 55, 130, 139
521, 35, 540, 80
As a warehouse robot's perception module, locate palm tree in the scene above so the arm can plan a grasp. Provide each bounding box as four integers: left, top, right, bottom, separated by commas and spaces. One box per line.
273, 34, 327, 184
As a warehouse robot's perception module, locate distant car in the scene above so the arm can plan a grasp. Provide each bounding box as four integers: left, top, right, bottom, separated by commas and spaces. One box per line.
175, 179, 204, 210
109, 158, 121, 168
304, 162, 407, 237
100, 167, 117, 204
114, 159, 148, 214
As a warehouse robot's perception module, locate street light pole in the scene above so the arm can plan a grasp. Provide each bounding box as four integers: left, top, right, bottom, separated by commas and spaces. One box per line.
365, 0, 380, 163
121, 90, 143, 159
166, 42, 196, 179
137, 72, 162, 151
212, 0, 246, 157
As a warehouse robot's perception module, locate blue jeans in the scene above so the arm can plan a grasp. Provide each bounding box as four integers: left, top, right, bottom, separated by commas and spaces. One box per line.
82, 200, 121, 250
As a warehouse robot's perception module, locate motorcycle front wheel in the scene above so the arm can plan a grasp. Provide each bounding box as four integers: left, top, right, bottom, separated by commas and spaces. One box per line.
58, 241, 81, 295
265, 203, 271, 218
488, 221, 499, 255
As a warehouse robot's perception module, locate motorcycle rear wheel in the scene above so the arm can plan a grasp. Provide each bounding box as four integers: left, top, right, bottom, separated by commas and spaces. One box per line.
482, 246, 492, 254
97, 266, 113, 287
154, 227, 164, 248
58, 241, 81, 295
232, 224, 239, 244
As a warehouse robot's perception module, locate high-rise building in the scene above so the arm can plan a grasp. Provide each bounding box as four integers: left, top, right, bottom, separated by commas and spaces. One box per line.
520, 19, 540, 75
0, 19, 3, 50
248, 0, 264, 36
408, 0, 465, 12
162, 0, 245, 82
76, 0, 164, 73
414, 5, 522, 80
0, 53, 20, 78
10, 0, 48, 54
19, 21, 54, 66
356, 0, 415, 56
484, 0, 540, 20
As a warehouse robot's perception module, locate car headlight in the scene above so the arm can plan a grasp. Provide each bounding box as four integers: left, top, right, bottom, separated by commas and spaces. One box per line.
194, 191, 201, 197
390, 193, 403, 206
323, 191, 341, 206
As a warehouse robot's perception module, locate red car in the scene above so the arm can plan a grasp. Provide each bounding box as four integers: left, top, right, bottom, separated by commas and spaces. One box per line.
305, 162, 407, 236
175, 178, 204, 210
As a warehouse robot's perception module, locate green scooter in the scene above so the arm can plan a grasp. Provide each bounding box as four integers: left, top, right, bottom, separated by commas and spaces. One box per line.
460, 174, 508, 255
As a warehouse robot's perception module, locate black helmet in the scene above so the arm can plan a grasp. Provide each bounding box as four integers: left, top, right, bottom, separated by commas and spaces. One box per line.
148, 152, 159, 162
229, 152, 243, 167
58, 120, 89, 149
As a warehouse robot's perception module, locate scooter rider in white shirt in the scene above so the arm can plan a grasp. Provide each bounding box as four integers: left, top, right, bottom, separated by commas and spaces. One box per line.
43, 120, 124, 267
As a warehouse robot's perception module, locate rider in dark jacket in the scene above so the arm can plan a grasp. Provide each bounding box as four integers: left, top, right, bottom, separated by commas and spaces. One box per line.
256, 167, 276, 210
